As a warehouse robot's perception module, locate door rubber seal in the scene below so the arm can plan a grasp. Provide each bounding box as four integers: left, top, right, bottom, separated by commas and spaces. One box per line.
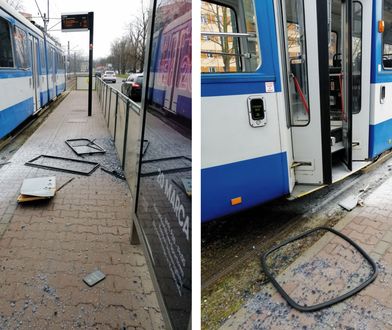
261, 226, 378, 312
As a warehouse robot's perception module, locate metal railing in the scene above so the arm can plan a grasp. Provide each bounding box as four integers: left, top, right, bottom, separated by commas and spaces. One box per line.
96, 78, 141, 198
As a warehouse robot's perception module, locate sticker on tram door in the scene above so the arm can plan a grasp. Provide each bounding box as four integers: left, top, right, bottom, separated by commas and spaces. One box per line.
265, 82, 275, 93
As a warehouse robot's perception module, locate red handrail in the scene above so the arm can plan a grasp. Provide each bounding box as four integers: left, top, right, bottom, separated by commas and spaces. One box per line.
291, 73, 309, 114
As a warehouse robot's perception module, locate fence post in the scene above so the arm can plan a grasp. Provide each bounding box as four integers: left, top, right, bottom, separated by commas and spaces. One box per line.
100, 84, 103, 112
108, 91, 114, 128
102, 85, 105, 113
104, 86, 109, 117
99, 81, 102, 103
122, 100, 130, 170
114, 93, 119, 142
107, 89, 112, 124
102, 85, 104, 111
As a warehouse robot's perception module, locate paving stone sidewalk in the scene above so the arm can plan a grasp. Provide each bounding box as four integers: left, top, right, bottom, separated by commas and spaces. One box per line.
223, 178, 392, 329
0, 91, 164, 329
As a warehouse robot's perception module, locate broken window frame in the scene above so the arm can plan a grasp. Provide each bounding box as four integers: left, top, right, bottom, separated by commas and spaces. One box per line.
25, 155, 100, 176
65, 138, 106, 156
261, 226, 378, 312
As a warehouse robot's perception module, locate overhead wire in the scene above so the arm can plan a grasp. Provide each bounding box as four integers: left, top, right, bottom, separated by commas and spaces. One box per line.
33, 0, 44, 21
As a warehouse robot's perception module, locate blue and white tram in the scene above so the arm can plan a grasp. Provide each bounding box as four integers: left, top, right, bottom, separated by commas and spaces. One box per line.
149, 5, 191, 120
0, 0, 65, 140
201, 0, 392, 222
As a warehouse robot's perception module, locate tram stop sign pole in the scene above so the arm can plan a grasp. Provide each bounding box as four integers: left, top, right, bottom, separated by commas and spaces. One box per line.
61, 12, 94, 116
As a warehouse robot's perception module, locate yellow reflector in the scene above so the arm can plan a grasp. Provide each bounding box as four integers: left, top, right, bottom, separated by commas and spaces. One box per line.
231, 197, 242, 206
379, 20, 385, 33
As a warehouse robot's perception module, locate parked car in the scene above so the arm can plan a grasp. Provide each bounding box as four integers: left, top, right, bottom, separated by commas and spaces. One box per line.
95, 71, 102, 77
121, 73, 143, 101
102, 71, 116, 83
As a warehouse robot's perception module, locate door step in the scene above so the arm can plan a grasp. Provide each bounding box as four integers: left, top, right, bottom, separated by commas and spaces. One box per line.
331, 141, 344, 153
332, 160, 371, 183
289, 161, 372, 200
288, 184, 326, 200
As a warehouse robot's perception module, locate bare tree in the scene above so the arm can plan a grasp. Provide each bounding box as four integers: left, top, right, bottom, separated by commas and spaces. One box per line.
103, 1, 149, 74
68, 51, 86, 74
126, 5, 149, 72
108, 37, 129, 74
5, 0, 24, 11
202, 3, 239, 72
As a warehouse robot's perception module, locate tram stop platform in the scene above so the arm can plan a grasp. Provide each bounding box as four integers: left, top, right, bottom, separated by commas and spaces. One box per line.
223, 174, 392, 329
0, 91, 164, 328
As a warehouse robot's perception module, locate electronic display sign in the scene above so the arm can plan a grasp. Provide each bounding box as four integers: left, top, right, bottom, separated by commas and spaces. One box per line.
61, 13, 89, 31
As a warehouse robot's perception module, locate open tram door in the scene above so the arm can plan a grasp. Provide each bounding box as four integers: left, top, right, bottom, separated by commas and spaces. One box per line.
286, 0, 371, 199
29, 35, 41, 113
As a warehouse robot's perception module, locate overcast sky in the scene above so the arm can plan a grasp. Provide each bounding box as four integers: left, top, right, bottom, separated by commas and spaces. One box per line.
22, 0, 149, 58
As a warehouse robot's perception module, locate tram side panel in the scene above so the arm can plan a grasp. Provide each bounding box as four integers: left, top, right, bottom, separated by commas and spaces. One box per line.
201, 1, 290, 222
0, 0, 65, 140
0, 13, 34, 139
369, 0, 392, 158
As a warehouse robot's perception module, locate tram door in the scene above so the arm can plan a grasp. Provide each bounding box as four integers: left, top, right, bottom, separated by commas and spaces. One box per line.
323, 0, 370, 177
340, 0, 353, 171
352, 0, 370, 162
48, 47, 56, 99
285, 0, 364, 196
29, 36, 41, 112
163, 31, 180, 113
163, 16, 192, 119
282, 0, 326, 188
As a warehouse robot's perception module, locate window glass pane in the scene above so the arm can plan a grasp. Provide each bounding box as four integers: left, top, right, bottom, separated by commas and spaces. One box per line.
285, 0, 310, 126
49, 48, 53, 71
40, 41, 46, 72
14, 26, 29, 69
0, 18, 14, 68
329, 31, 337, 66
201, 0, 260, 73
243, 0, 260, 70
352, 1, 362, 114
136, 0, 191, 328
383, 0, 392, 68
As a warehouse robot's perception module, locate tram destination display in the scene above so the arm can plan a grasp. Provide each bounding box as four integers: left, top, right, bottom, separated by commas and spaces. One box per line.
61, 13, 89, 31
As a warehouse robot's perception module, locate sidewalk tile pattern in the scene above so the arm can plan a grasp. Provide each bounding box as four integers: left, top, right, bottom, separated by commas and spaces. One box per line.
0, 91, 164, 329
223, 178, 392, 329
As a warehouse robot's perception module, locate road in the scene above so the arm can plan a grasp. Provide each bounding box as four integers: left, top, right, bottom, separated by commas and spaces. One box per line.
105, 79, 142, 106
111, 79, 124, 93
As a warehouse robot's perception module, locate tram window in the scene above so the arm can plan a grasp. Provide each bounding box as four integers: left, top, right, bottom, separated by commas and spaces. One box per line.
382, 0, 392, 69
352, 1, 362, 114
285, 0, 310, 126
0, 18, 14, 68
201, 0, 260, 73
48, 48, 53, 71
40, 41, 46, 72
14, 26, 29, 69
